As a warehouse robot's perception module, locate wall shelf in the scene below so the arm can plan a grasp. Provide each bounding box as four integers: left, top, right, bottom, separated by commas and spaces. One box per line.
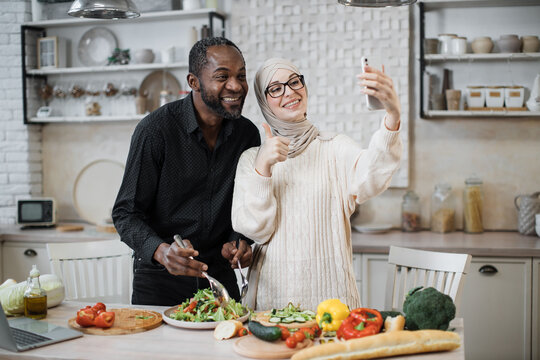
23, 9, 226, 28
423, 52, 540, 62
29, 115, 145, 123
26, 62, 188, 76
424, 110, 540, 118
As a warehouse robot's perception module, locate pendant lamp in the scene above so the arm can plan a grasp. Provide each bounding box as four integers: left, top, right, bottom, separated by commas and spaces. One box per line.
338, 0, 416, 7
68, 0, 140, 19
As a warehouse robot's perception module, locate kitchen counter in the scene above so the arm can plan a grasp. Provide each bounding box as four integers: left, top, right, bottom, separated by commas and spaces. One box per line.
0, 302, 465, 360
2, 225, 540, 257
0, 224, 119, 243
351, 230, 540, 257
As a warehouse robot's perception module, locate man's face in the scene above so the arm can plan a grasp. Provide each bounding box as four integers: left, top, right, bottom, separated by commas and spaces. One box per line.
198, 46, 248, 119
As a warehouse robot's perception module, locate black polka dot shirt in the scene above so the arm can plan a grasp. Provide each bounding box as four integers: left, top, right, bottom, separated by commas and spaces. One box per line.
112, 93, 261, 268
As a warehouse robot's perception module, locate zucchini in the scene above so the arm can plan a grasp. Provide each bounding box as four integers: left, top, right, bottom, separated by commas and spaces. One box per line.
248, 321, 282, 342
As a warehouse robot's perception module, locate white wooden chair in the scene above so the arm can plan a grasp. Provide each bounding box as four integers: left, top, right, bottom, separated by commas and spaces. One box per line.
47, 239, 133, 304
384, 246, 472, 312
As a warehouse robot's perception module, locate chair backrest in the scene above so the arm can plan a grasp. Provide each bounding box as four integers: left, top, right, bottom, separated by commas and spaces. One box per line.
47, 239, 133, 304
384, 246, 472, 312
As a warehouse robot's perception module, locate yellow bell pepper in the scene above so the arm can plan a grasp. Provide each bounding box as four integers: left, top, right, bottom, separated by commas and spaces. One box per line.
316, 299, 350, 332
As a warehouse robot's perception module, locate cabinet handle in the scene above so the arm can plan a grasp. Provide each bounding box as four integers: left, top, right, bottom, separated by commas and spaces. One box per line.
478, 264, 498, 275
24, 249, 37, 257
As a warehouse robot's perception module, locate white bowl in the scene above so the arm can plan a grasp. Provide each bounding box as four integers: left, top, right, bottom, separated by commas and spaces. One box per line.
134, 49, 155, 64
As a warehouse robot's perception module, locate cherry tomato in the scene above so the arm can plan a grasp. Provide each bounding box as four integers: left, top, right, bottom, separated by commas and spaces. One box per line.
293, 331, 305, 342
312, 324, 321, 337
285, 336, 297, 349
301, 327, 315, 340
278, 326, 290, 340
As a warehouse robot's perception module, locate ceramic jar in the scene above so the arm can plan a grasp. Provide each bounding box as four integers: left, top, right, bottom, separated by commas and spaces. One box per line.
466, 86, 485, 109
471, 37, 493, 54
486, 86, 504, 107
438, 34, 457, 55
504, 86, 525, 108
451, 37, 467, 55
134, 49, 155, 64
424, 38, 439, 54
498, 34, 521, 53
521, 35, 540, 53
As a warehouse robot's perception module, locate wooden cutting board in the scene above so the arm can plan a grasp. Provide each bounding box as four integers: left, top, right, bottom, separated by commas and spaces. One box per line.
251, 311, 317, 329
233, 336, 313, 359
68, 308, 162, 335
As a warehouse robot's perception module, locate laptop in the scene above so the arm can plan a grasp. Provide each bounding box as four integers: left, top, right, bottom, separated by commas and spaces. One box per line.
0, 302, 82, 352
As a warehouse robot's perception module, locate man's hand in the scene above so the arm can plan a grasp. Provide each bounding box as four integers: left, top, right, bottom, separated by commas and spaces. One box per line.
153, 239, 208, 278
254, 123, 290, 177
221, 239, 253, 269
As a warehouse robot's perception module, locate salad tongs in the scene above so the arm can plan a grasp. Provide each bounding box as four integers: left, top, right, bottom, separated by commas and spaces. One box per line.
173, 235, 231, 307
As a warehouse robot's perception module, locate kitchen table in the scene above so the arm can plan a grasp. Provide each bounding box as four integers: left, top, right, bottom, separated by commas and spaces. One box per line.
0, 302, 465, 360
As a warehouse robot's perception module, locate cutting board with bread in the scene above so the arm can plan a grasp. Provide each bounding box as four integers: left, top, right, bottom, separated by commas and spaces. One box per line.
234, 336, 313, 359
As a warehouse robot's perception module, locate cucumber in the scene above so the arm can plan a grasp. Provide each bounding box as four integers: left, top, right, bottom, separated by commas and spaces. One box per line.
248, 321, 282, 342
269, 317, 281, 323
294, 316, 306, 322
282, 317, 295, 323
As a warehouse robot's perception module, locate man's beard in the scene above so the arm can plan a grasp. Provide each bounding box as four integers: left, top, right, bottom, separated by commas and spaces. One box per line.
200, 82, 244, 120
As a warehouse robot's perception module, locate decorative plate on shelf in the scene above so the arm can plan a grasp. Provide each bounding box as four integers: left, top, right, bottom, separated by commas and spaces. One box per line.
162, 306, 249, 330
139, 71, 182, 112
78, 27, 117, 67
353, 224, 393, 234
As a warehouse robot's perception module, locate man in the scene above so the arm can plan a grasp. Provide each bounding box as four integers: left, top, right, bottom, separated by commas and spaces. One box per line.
112, 37, 261, 305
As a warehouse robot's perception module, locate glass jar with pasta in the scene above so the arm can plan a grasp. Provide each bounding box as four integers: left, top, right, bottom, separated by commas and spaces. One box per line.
430, 183, 455, 233
463, 176, 483, 233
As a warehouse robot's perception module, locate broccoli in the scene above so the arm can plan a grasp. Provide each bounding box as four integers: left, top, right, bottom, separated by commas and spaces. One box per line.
402, 286, 455, 331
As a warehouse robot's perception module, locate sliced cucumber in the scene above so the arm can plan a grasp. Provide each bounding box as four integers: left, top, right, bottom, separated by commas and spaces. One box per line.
294, 316, 306, 322
282, 317, 295, 323
269, 317, 281, 323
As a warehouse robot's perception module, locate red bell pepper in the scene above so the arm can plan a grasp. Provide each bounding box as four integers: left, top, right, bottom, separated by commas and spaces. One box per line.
76, 308, 97, 327
92, 302, 106, 314
94, 311, 115, 328
336, 308, 383, 340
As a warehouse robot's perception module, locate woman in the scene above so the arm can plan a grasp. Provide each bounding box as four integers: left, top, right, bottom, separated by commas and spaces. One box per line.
231, 58, 402, 311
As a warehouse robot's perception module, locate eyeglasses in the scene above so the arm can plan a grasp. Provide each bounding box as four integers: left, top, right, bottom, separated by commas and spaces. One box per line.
265, 75, 305, 98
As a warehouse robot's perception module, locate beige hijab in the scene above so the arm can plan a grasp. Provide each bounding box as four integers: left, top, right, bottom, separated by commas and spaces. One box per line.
254, 58, 320, 158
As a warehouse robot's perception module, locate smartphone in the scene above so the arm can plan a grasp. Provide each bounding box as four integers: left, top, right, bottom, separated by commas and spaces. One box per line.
361, 56, 385, 111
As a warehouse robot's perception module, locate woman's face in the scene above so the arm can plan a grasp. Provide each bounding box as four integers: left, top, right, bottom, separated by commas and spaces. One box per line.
266, 69, 307, 123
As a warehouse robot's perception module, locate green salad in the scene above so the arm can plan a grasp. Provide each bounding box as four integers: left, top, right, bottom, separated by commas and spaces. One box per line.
169, 288, 247, 322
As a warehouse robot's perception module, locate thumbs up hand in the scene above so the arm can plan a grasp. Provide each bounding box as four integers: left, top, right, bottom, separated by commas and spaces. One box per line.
254, 123, 291, 177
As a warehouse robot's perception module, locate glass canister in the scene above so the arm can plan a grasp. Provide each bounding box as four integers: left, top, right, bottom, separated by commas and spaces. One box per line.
402, 190, 421, 232
430, 183, 455, 233
463, 176, 483, 233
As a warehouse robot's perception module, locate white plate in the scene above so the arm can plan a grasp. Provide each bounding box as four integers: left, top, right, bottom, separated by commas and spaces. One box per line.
72, 159, 124, 225
162, 306, 249, 330
78, 27, 117, 66
353, 224, 393, 234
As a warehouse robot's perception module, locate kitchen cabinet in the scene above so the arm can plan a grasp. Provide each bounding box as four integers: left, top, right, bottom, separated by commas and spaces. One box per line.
356, 252, 534, 360
21, 8, 226, 124
533, 258, 540, 360
2, 241, 52, 282
418, 0, 540, 119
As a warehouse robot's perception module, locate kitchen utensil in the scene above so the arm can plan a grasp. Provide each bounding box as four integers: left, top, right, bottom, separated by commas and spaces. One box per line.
139, 71, 181, 112
514, 192, 540, 235
68, 308, 162, 335
234, 336, 313, 359
173, 234, 231, 306
445, 89, 461, 110
72, 159, 124, 226
353, 224, 392, 234
77, 27, 117, 67
162, 306, 249, 329
237, 259, 248, 300
438, 34, 457, 55
451, 37, 467, 55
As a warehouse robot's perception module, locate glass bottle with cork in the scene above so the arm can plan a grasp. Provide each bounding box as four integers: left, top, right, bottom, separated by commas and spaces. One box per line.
402, 190, 421, 232
463, 176, 483, 233
24, 265, 47, 319
430, 183, 455, 233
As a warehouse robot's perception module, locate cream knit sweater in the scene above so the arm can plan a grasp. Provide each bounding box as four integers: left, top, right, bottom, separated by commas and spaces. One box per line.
231, 119, 402, 311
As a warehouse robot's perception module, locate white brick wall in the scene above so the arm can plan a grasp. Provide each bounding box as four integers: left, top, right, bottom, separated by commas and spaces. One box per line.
0, 0, 43, 224
230, 0, 409, 187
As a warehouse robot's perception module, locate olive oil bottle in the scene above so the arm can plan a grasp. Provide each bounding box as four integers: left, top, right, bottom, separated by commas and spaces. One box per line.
24, 265, 47, 319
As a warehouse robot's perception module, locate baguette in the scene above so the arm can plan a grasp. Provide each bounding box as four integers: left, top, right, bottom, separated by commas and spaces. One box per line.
291, 330, 460, 360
